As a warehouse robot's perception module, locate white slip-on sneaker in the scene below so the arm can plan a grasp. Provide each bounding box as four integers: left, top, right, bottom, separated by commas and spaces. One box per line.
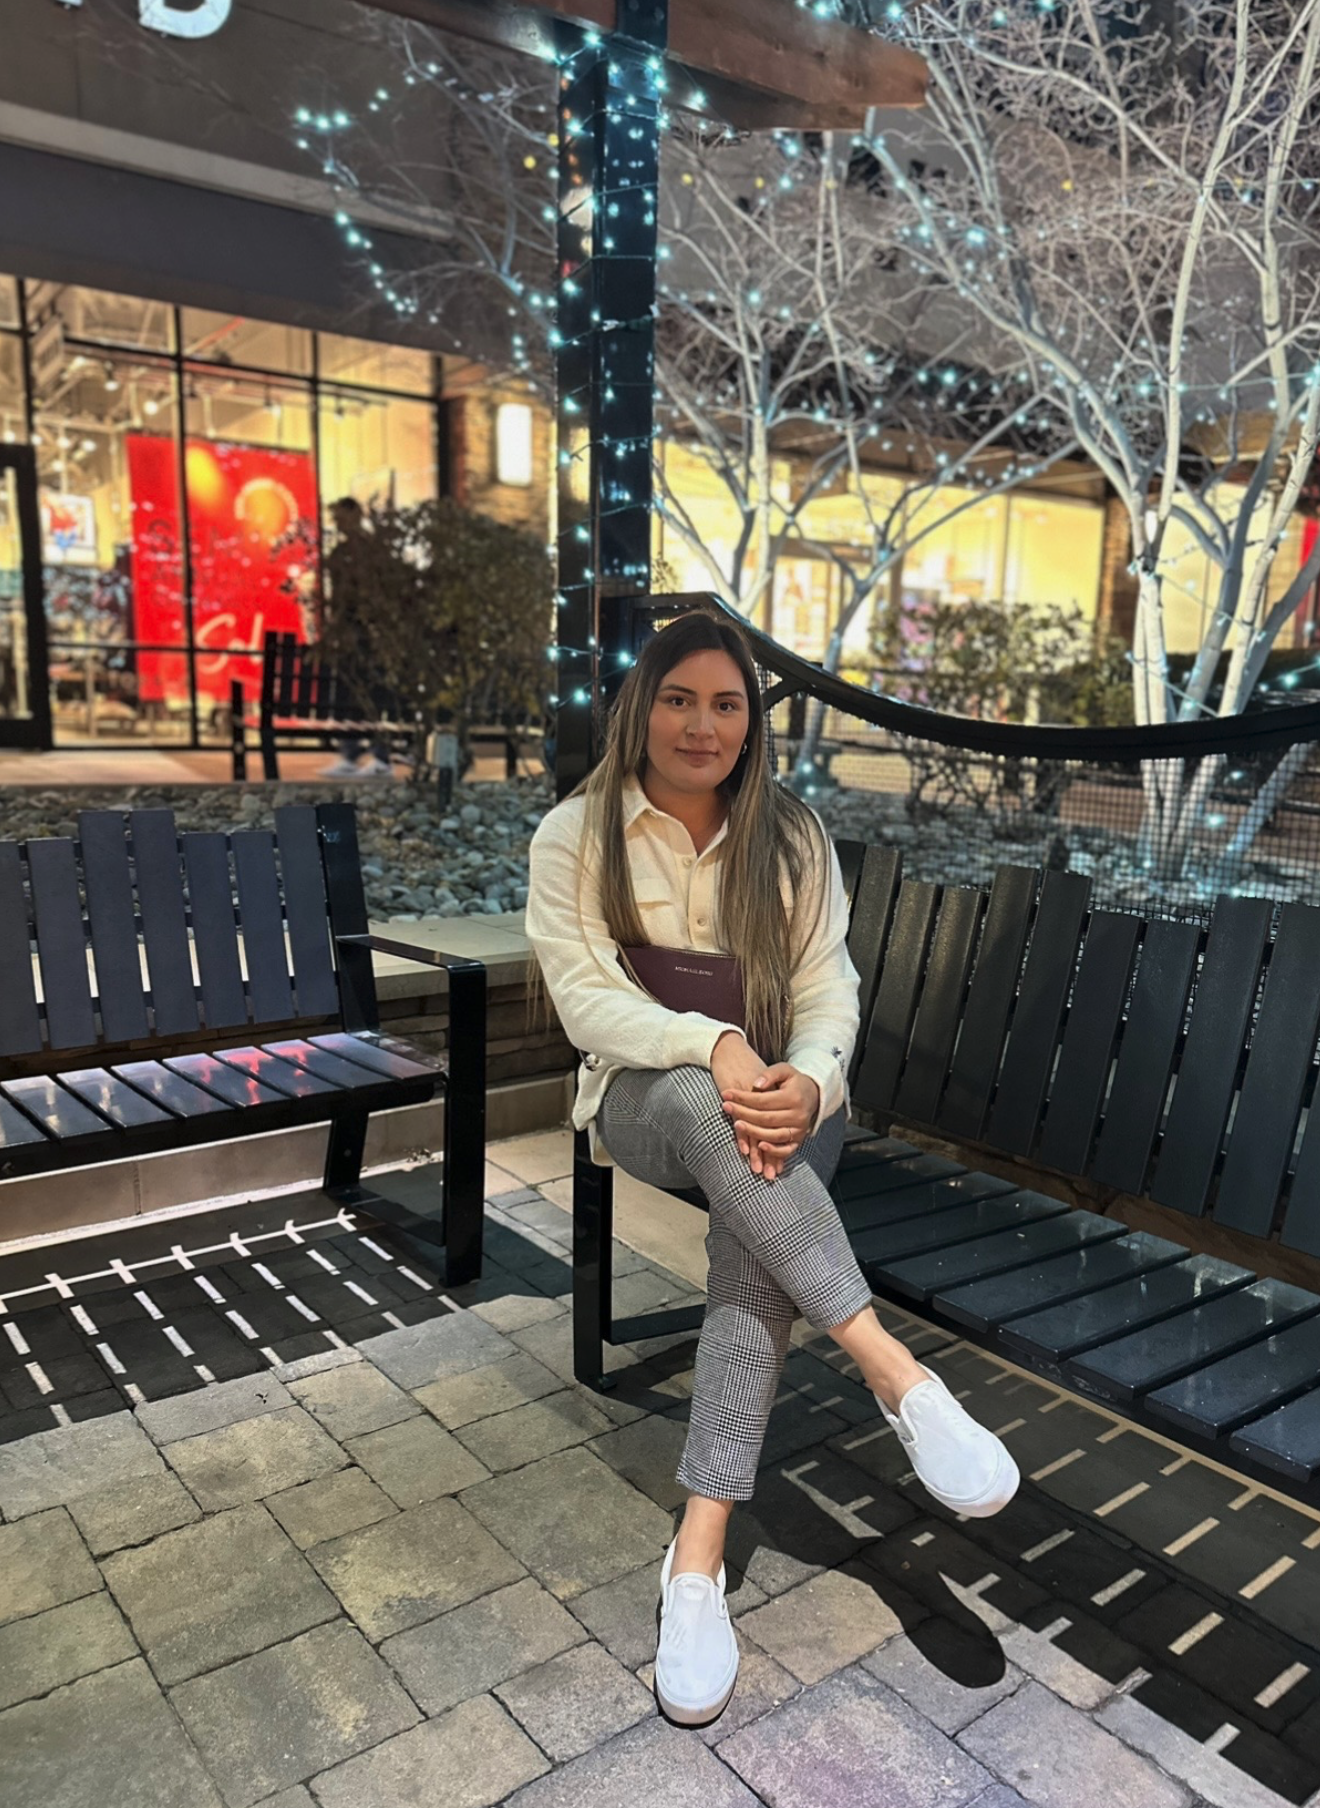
875, 1366, 1020, 1518
654, 1537, 740, 1726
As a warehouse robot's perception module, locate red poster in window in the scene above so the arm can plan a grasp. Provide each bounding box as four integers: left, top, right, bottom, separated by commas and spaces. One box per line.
128, 434, 317, 705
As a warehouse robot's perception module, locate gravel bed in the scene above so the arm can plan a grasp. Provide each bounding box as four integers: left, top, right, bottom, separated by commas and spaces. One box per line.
1, 776, 553, 923
4, 771, 1306, 927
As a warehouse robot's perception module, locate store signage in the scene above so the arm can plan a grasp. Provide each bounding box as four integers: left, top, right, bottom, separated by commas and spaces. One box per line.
55, 1, 233, 40
40, 493, 98, 567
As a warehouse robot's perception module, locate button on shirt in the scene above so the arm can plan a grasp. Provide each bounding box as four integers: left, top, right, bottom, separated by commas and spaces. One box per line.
525, 774, 860, 1161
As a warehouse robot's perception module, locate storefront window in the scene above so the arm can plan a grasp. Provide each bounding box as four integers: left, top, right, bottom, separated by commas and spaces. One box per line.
181, 309, 312, 376
901, 487, 1010, 611
1002, 495, 1103, 613
771, 558, 836, 660
319, 386, 436, 510
33, 352, 186, 743
0, 274, 464, 748
318, 333, 433, 396
29, 282, 175, 354
184, 373, 317, 722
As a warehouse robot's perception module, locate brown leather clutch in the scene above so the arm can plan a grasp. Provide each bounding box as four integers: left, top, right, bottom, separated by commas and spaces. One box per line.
618, 944, 747, 1035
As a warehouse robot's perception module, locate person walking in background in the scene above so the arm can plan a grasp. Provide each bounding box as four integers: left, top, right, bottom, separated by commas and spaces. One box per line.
320, 495, 395, 778
525, 608, 1019, 1730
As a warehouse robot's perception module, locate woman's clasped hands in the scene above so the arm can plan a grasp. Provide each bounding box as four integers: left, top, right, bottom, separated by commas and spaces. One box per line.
711, 1031, 820, 1182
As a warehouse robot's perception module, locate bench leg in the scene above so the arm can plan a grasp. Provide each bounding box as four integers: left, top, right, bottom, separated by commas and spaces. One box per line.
573, 1129, 616, 1391
442, 1087, 484, 1290
443, 964, 486, 1288
323, 1110, 453, 1278
260, 706, 279, 782
324, 1108, 368, 1191
230, 680, 246, 782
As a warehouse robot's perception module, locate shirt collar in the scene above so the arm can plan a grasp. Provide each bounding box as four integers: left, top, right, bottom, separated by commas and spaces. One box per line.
622, 772, 730, 852
621, 772, 651, 827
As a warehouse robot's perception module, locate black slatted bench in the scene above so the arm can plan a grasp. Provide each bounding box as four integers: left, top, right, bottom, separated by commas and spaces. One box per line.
235, 629, 543, 783
571, 841, 1320, 1510
0, 799, 485, 1284
230, 630, 411, 782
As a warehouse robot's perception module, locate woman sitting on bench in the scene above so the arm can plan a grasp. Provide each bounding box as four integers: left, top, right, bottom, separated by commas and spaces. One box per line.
526, 609, 1018, 1729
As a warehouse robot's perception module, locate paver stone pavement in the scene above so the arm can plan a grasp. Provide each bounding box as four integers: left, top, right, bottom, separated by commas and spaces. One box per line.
501, 1715, 762, 1808
311, 1692, 550, 1808
356, 1312, 517, 1388
100, 1502, 339, 1685
0, 1658, 224, 1808
413, 1348, 564, 1428
288, 1361, 421, 1440
379, 1576, 587, 1716
307, 1494, 526, 1639
493, 1639, 654, 1762
0, 1592, 137, 1711
343, 1411, 491, 1506
162, 1404, 346, 1511
66, 1469, 201, 1555
2, 1150, 1318, 1808
461, 1444, 673, 1599
0, 1507, 103, 1626
266, 1465, 398, 1550
718, 1664, 993, 1808
958, 1680, 1193, 1808
453, 1386, 615, 1472
169, 1619, 421, 1807
0, 1411, 164, 1517
736, 1561, 908, 1686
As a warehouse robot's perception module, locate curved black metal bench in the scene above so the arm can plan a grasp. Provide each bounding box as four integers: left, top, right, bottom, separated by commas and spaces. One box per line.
572, 841, 1320, 1510
0, 801, 485, 1285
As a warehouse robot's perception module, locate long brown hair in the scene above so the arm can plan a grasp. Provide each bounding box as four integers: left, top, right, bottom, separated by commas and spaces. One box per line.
571, 608, 828, 1062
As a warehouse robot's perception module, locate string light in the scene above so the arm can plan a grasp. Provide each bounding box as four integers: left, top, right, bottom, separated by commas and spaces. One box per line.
292, 0, 1320, 779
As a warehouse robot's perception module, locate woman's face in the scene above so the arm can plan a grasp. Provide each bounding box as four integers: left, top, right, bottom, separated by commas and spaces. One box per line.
644, 648, 750, 801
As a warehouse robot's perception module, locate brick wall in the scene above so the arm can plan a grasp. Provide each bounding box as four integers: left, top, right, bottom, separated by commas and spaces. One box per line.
444, 377, 553, 544
1097, 491, 1139, 643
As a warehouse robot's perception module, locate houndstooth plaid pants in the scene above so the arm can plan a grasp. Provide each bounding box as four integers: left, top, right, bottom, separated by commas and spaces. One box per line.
596, 1065, 874, 1503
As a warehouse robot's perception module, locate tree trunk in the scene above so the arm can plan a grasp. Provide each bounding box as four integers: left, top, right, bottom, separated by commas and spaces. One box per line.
1213, 743, 1311, 888
789, 624, 846, 794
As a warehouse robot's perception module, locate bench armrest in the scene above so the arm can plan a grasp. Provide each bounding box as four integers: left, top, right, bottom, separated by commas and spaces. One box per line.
333, 932, 486, 1100
334, 932, 486, 980
334, 932, 486, 1286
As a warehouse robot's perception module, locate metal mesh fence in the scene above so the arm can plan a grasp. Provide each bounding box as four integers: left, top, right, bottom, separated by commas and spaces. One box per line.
623, 594, 1320, 924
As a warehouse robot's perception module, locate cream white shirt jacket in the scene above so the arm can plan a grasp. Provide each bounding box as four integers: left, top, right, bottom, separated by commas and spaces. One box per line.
525, 776, 860, 1159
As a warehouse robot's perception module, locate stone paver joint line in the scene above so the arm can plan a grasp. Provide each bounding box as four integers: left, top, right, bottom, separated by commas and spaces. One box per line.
0, 1144, 1316, 1808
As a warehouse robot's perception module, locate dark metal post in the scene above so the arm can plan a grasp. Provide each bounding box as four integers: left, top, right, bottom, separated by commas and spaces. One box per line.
229, 678, 246, 781
259, 630, 280, 781
0, 445, 53, 750
554, 2, 667, 800
442, 958, 487, 1286
572, 1126, 617, 1388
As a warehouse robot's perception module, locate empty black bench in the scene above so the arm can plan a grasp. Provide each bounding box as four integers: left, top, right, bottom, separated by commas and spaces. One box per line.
228, 630, 411, 782
235, 629, 544, 784
0, 800, 485, 1284
572, 843, 1320, 1510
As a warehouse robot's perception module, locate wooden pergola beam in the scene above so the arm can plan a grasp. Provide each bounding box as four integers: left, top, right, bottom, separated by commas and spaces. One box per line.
359, 0, 928, 128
